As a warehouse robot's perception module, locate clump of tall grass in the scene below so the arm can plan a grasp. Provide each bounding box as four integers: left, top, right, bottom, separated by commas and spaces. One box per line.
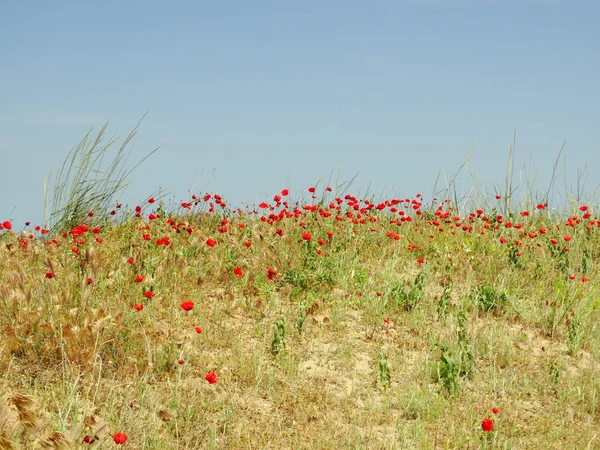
44, 114, 159, 234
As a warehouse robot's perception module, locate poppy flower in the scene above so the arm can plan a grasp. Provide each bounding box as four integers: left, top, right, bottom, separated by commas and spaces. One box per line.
206, 238, 217, 247
281, 189, 289, 196
302, 232, 312, 241
45, 272, 55, 279
481, 418, 493, 432
205, 372, 217, 384
134, 275, 146, 283
178, 359, 185, 365
195, 326, 202, 334
244, 241, 252, 248
492, 407, 499, 414
180, 301, 195, 311
113, 432, 128, 444
308, 187, 316, 193
134, 304, 144, 311
144, 291, 155, 299
233, 267, 243, 277
148, 197, 155, 204
2, 221, 12, 230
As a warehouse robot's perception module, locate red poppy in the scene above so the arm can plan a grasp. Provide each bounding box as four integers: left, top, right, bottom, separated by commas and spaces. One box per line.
178, 359, 185, 365
244, 241, 252, 248
134, 275, 146, 283
206, 238, 217, 247
148, 197, 155, 203
113, 432, 128, 444
580, 205, 588, 212
195, 326, 202, 334
481, 418, 493, 432
281, 189, 289, 196
86, 278, 93, 285
302, 232, 312, 241
180, 301, 195, 311
233, 267, 243, 277
45, 272, 55, 279
2, 221, 12, 230
134, 304, 144, 311
492, 407, 499, 414
127, 257, 134, 264
267, 268, 278, 280
564, 235, 572, 242
308, 187, 316, 193
144, 291, 155, 299
205, 372, 217, 384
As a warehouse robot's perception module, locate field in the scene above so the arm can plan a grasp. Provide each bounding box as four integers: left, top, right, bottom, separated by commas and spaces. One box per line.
2, 182, 600, 449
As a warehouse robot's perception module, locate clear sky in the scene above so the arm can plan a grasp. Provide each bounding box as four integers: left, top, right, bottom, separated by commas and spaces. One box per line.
1, 0, 599, 225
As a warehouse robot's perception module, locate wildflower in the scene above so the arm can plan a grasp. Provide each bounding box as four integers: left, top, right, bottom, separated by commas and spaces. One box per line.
244, 241, 252, 248
308, 187, 316, 193
267, 268, 278, 280
45, 272, 55, 279
144, 291, 155, 299
178, 359, 185, 365
134, 275, 146, 283
233, 267, 243, 277
113, 432, 128, 444
481, 418, 493, 432
205, 372, 217, 384
86, 278, 93, 285
281, 189, 289, 196
2, 221, 12, 230
580, 205, 588, 212
499, 237, 507, 244
180, 301, 195, 311
134, 304, 144, 311
148, 197, 155, 203
302, 232, 312, 241
492, 407, 499, 414
195, 326, 202, 334
206, 238, 217, 247
564, 235, 572, 242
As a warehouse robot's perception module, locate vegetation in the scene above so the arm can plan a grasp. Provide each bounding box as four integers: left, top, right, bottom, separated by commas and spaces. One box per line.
1, 132, 600, 448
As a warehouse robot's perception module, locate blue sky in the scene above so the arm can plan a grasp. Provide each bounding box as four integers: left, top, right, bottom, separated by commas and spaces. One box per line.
1, 0, 598, 225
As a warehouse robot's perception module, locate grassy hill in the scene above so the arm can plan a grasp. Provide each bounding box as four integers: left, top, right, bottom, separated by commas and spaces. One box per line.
1, 189, 599, 449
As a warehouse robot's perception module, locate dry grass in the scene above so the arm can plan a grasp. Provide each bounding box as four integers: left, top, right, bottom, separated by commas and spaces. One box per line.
1, 193, 600, 449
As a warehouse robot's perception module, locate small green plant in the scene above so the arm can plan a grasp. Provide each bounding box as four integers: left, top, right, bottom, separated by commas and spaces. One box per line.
377, 350, 391, 389
549, 360, 561, 385
436, 345, 460, 393
437, 283, 452, 319
475, 285, 508, 314
435, 311, 473, 393
389, 271, 426, 312
271, 318, 286, 356
296, 305, 307, 333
